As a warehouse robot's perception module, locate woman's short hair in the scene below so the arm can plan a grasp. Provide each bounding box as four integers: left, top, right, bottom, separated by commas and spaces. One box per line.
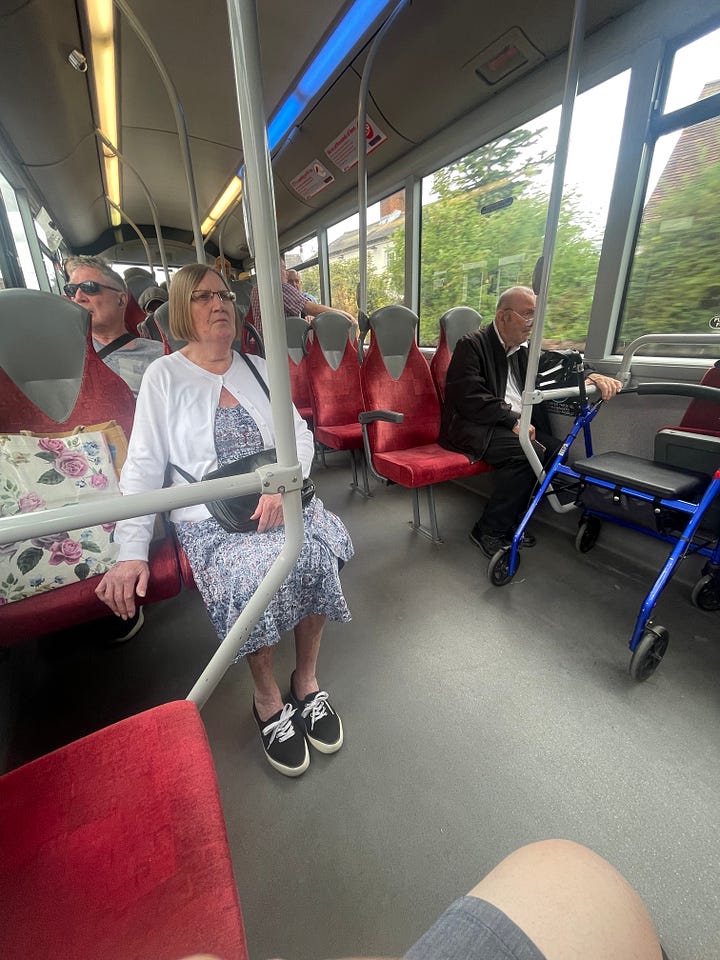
169, 264, 237, 342
64, 255, 127, 292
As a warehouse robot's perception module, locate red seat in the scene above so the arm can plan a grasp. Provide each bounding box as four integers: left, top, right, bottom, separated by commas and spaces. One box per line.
359, 304, 492, 541
0, 700, 249, 960
677, 360, 720, 435
124, 290, 147, 336
304, 312, 369, 494
0, 289, 181, 644
429, 306, 482, 403
285, 315, 313, 426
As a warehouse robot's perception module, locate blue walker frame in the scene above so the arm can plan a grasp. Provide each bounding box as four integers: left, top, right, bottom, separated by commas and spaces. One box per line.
489, 374, 720, 681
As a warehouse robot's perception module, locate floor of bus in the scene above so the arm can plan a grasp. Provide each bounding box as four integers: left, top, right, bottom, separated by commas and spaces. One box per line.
2, 452, 719, 960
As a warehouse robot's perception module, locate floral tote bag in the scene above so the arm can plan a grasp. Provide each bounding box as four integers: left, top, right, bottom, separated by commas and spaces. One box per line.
0, 432, 121, 605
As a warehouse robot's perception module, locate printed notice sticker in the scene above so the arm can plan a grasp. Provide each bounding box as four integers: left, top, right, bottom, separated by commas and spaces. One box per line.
325, 118, 387, 173
290, 160, 335, 200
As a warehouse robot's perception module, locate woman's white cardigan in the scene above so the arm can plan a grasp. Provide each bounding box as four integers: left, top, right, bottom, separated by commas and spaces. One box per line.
115, 350, 315, 562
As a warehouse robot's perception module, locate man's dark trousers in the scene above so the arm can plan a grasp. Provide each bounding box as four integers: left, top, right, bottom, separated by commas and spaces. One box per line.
479, 427, 562, 536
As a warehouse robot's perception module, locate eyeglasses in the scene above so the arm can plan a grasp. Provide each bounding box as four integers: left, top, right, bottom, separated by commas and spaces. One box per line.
190, 289, 237, 303
507, 308, 535, 322
64, 281, 123, 298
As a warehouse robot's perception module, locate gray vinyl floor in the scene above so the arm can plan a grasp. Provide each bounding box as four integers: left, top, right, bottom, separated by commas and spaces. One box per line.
2, 452, 719, 960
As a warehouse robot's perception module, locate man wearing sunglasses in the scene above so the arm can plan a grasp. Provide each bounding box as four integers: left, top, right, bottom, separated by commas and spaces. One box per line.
64, 256, 163, 398
440, 286, 621, 558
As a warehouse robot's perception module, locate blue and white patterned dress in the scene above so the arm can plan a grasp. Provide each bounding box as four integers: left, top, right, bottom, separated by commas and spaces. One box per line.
175, 404, 353, 658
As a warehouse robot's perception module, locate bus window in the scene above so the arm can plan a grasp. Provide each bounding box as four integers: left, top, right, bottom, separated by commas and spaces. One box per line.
328, 188, 405, 317
618, 26, 720, 357
418, 72, 630, 348
284, 236, 321, 303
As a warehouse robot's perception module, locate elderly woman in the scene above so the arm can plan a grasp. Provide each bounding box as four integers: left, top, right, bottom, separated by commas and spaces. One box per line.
96, 264, 353, 777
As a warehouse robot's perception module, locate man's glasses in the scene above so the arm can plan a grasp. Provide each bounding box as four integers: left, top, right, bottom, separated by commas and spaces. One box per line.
191, 289, 237, 303
508, 308, 535, 322
64, 281, 123, 298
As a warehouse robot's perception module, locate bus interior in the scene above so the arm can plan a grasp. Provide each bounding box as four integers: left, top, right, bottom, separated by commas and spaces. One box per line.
1, 0, 720, 957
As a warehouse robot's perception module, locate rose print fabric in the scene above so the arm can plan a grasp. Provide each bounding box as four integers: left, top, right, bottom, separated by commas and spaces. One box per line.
0, 432, 120, 604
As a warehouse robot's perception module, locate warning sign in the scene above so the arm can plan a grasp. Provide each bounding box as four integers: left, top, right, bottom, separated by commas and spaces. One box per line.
325, 118, 388, 174
290, 160, 335, 200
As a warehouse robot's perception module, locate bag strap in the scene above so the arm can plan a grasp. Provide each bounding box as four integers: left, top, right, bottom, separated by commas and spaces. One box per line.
240, 351, 270, 400
170, 462, 197, 483
96, 333, 135, 360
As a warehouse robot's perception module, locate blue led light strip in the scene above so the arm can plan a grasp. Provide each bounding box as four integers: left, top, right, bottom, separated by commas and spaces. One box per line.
264, 0, 392, 154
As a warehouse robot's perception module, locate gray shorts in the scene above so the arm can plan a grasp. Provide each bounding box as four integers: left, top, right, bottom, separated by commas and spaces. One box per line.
403, 896, 546, 960
404, 895, 671, 960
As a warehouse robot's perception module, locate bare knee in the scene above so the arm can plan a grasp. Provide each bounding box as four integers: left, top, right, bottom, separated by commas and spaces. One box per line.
469, 840, 662, 960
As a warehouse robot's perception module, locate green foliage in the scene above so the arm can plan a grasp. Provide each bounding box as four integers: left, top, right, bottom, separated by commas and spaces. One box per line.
621, 157, 720, 348
329, 257, 401, 316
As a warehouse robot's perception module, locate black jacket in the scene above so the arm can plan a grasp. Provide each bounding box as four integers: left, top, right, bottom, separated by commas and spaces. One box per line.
439, 323, 551, 461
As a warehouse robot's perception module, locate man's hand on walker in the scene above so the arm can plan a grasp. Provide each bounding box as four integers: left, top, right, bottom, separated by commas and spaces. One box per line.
585, 373, 622, 400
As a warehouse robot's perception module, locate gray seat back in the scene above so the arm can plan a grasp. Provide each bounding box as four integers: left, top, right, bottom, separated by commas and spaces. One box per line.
310, 312, 356, 371
0, 289, 89, 420
368, 304, 418, 380
285, 315, 310, 365
440, 306, 482, 352
153, 302, 187, 351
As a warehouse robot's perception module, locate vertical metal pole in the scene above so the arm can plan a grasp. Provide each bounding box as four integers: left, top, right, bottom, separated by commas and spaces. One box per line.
96, 130, 170, 283
106, 198, 154, 273
357, 0, 409, 319
113, 0, 205, 263
518, 0, 587, 477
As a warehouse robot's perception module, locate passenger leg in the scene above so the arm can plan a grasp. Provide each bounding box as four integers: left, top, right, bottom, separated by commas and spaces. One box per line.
290, 614, 343, 754
467, 839, 663, 960
248, 643, 310, 777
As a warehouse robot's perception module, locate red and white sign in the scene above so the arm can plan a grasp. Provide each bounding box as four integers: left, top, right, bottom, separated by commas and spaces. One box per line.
290, 159, 335, 200
325, 118, 388, 173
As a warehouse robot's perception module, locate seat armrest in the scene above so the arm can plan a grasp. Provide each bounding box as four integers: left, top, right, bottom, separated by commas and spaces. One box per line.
358, 409, 404, 425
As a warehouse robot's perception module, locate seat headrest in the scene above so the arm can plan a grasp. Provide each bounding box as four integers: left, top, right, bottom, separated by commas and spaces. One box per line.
153, 302, 187, 351
310, 311, 356, 371
439, 307, 482, 352
369, 305, 418, 379
0, 289, 89, 420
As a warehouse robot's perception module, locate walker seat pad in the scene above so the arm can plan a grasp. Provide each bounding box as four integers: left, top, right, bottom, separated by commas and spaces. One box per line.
572, 451, 708, 500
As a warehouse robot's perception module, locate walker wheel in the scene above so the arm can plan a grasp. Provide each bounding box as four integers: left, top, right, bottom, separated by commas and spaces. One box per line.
629, 625, 669, 682
575, 516, 601, 553
691, 575, 720, 612
487, 547, 519, 586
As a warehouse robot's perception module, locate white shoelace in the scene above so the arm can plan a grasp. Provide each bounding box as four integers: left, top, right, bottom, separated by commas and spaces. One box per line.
261, 702, 297, 747
301, 690, 333, 731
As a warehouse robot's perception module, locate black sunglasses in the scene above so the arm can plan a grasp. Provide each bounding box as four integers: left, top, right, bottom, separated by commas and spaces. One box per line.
64, 281, 123, 298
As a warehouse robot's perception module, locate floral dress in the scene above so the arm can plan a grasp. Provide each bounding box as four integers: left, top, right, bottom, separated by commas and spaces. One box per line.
174, 404, 353, 658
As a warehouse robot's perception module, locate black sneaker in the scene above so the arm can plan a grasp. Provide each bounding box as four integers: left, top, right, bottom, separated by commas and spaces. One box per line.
252, 702, 310, 777
469, 525, 507, 559
289, 675, 343, 754
104, 607, 145, 644
506, 530, 537, 548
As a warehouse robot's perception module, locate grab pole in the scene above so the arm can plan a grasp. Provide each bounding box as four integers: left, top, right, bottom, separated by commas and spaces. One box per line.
113, 0, 205, 263
105, 198, 154, 274
95, 130, 171, 284
357, 0, 409, 330
518, 0, 587, 511
184, 0, 306, 709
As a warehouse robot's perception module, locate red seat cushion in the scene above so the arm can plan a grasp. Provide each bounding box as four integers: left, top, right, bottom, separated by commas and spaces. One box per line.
374, 444, 492, 487
314, 422, 363, 450
0, 701, 248, 960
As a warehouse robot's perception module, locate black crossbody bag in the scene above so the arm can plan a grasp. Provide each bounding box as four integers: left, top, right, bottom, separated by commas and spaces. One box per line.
171, 354, 314, 533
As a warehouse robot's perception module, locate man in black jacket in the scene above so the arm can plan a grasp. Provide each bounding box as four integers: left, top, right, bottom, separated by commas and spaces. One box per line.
439, 286, 621, 558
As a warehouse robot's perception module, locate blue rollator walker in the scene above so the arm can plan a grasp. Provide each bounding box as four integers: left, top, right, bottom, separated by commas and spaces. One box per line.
487, 338, 720, 682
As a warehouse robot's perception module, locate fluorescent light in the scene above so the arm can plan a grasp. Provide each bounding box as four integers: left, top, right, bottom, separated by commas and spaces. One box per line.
85, 0, 121, 225
267, 0, 392, 151
201, 176, 243, 236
